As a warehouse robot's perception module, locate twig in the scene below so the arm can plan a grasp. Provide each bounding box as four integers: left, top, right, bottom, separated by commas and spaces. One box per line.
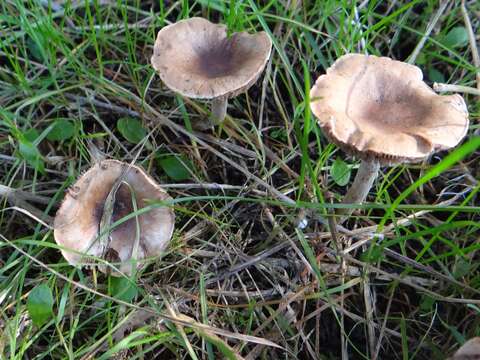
373, 288, 395, 360
0, 184, 51, 204
0, 234, 281, 349
461, 0, 480, 92
331, 247, 480, 305
433, 83, 480, 96
204, 238, 291, 286
407, 0, 449, 64
1, 206, 53, 229
342, 194, 465, 254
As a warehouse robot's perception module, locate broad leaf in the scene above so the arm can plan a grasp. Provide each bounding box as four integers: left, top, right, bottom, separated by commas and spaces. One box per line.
27, 284, 54, 327
117, 118, 147, 144
331, 158, 351, 186
158, 155, 193, 181
18, 138, 45, 174
109, 277, 138, 303
47, 119, 75, 141
441, 26, 468, 48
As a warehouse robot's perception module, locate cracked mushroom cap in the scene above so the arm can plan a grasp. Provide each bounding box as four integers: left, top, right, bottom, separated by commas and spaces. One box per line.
54, 160, 175, 275
151, 17, 272, 99
310, 54, 469, 164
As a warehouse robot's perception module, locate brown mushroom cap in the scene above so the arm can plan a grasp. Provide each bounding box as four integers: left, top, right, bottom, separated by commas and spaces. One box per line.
451, 337, 480, 359
151, 17, 272, 99
54, 160, 175, 275
310, 54, 469, 164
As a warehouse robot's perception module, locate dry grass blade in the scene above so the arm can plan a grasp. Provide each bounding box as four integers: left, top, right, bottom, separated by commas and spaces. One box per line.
461, 0, 480, 92
1, 235, 281, 349
407, 0, 450, 64
433, 83, 480, 95
1, 206, 53, 229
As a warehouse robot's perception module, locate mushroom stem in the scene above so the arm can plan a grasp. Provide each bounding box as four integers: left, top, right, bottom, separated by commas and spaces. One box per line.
338, 159, 380, 218
210, 97, 228, 125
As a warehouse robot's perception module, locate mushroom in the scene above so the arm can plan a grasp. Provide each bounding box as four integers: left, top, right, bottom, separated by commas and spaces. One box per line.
151, 17, 272, 127
450, 337, 480, 359
54, 159, 175, 275
310, 54, 469, 217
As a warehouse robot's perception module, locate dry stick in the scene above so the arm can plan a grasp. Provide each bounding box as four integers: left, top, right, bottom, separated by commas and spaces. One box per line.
407, 0, 449, 65
332, 247, 480, 305
433, 83, 480, 96
342, 200, 454, 254
372, 288, 395, 360
327, 204, 349, 360
0, 184, 51, 204
115, 87, 297, 208
1, 206, 52, 229
0, 184, 53, 227
340, 196, 480, 296
0, 234, 281, 349
461, 0, 480, 92
71, 91, 295, 205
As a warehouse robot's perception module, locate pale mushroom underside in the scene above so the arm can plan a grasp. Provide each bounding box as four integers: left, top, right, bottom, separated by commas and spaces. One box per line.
54, 160, 174, 274
151, 17, 272, 99
310, 54, 469, 163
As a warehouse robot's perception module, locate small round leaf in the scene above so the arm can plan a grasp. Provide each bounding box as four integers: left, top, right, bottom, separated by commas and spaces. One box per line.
47, 119, 75, 141
331, 158, 351, 186
27, 284, 54, 327
117, 118, 147, 144
157, 155, 193, 181
441, 26, 468, 48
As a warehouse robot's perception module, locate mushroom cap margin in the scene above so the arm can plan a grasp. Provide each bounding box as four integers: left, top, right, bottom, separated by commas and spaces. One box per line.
151, 17, 273, 99
310, 53, 469, 164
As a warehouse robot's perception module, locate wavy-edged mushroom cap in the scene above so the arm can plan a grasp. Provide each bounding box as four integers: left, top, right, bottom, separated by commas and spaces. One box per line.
54, 160, 174, 275
310, 54, 469, 164
151, 17, 272, 99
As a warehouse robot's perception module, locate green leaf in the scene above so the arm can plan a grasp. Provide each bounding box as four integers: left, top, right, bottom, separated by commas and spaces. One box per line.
441, 26, 468, 48
27, 284, 54, 327
415, 53, 426, 65
158, 155, 193, 181
270, 128, 287, 142
109, 277, 138, 303
24, 128, 40, 143
330, 158, 351, 186
194, 327, 242, 360
428, 68, 445, 83
117, 118, 147, 144
453, 258, 471, 279
419, 294, 435, 312
360, 246, 384, 263
26, 36, 46, 62
18, 138, 45, 174
47, 119, 75, 141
